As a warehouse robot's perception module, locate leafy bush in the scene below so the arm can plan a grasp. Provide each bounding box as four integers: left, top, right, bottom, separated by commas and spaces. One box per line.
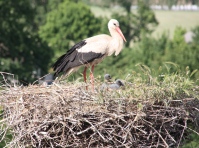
39, 0, 101, 61
0, 0, 53, 83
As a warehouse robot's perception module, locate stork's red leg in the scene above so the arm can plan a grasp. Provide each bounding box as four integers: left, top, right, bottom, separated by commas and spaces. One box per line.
83, 67, 88, 90
90, 65, 95, 91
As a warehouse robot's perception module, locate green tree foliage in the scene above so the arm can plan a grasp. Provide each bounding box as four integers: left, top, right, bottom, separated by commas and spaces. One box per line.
114, 0, 132, 13
192, 26, 199, 44
165, 27, 199, 76
39, 0, 101, 60
182, 132, 199, 148
0, 0, 53, 84
31, 0, 64, 26
112, 0, 158, 47
129, 27, 198, 78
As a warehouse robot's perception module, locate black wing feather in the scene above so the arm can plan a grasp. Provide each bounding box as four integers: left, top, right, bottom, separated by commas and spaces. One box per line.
53, 40, 86, 76
53, 40, 104, 77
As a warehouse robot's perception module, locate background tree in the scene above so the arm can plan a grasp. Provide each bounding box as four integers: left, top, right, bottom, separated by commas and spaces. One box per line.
164, 27, 199, 77
39, 0, 101, 61
0, 0, 53, 84
112, 0, 158, 47
30, 0, 64, 26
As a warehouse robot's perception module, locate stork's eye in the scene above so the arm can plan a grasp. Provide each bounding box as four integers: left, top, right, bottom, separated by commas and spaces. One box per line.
113, 23, 116, 26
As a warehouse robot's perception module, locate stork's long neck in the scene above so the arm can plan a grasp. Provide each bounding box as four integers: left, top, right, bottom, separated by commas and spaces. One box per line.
109, 29, 124, 56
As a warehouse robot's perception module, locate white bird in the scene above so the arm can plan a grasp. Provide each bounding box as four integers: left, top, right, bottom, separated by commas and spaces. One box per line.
53, 19, 126, 90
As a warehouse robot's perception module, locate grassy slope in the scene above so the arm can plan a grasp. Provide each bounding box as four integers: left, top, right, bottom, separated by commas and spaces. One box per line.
90, 6, 199, 37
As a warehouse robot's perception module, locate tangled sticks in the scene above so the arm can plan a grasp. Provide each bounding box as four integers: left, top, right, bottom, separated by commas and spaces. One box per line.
0, 82, 199, 148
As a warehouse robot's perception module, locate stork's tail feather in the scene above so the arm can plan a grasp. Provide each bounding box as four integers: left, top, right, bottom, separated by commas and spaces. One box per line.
52, 54, 70, 77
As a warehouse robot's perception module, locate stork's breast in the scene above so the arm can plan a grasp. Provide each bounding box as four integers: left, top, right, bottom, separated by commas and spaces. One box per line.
91, 54, 107, 65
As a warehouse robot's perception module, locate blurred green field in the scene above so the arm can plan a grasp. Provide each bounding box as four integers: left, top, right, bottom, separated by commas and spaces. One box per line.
90, 6, 199, 37
154, 11, 199, 37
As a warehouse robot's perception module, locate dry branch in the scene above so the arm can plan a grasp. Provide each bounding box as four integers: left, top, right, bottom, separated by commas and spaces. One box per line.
0, 81, 199, 148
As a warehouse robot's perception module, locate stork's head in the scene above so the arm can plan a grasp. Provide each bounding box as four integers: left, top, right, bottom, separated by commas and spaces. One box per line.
108, 19, 126, 42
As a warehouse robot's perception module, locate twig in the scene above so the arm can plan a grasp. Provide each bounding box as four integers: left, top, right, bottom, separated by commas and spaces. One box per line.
163, 127, 176, 143
175, 123, 199, 136
177, 119, 187, 148
76, 118, 111, 137
193, 107, 199, 112
144, 122, 169, 148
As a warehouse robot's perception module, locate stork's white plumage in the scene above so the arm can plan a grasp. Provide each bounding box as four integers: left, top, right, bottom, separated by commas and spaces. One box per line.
53, 19, 126, 90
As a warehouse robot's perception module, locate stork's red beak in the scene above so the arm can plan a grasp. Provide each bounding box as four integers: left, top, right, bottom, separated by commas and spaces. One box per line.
116, 27, 127, 42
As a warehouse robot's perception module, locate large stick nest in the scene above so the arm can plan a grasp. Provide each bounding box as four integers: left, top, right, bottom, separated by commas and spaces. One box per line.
0, 80, 199, 147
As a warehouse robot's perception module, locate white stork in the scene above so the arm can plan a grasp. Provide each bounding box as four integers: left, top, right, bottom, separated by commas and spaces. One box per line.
53, 19, 126, 90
